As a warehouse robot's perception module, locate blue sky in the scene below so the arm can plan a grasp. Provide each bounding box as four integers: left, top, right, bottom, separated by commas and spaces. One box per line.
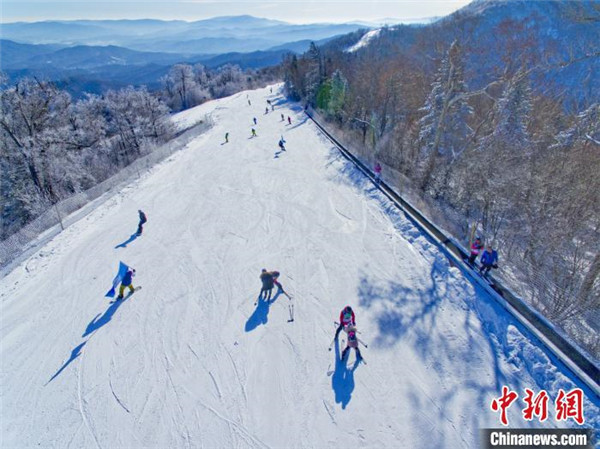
2, 0, 472, 24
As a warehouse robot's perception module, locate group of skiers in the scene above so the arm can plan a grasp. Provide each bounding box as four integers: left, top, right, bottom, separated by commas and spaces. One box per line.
225, 96, 291, 148
117, 210, 147, 299
335, 305, 363, 361
258, 269, 363, 362
468, 236, 499, 277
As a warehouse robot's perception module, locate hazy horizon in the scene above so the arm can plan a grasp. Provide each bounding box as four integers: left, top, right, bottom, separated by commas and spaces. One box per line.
2, 1, 471, 24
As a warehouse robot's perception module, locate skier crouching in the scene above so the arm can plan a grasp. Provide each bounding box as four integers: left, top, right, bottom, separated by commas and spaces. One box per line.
341, 325, 363, 361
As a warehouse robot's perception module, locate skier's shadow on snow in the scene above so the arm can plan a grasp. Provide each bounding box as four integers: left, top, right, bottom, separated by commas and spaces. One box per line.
47, 296, 131, 384
331, 338, 360, 409
245, 290, 282, 332
46, 341, 86, 385
82, 295, 131, 338
115, 233, 139, 248
287, 116, 308, 130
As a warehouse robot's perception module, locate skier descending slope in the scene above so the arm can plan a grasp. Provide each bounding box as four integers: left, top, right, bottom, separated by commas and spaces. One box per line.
341, 325, 363, 362
335, 305, 356, 339
117, 267, 136, 300
137, 210, 147, 236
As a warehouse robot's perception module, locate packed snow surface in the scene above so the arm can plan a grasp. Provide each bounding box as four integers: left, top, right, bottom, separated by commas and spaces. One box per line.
1, 85, 598, 448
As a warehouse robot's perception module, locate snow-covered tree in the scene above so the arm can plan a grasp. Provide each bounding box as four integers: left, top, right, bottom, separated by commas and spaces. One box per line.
471, 70, 533, 238
417, 40, 473, 197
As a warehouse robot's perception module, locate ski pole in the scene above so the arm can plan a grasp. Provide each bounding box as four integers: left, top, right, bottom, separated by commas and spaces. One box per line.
328, 336, 337, 351
358, 338, 368, 348
334, 321, 362, 334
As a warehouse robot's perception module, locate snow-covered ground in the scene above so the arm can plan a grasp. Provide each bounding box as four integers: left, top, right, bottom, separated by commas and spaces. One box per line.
1, 85, 598, 448
346, 29, 381, 53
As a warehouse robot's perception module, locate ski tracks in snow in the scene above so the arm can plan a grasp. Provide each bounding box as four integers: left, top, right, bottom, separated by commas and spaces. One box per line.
76, 353, 102, 449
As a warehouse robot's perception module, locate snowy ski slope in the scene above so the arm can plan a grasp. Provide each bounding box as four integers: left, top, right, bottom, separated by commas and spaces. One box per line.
1, 85, 598, 448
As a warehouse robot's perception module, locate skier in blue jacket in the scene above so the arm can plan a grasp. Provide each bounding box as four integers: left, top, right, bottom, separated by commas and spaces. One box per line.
479, 245, 498, 277
117, 268, 136, 299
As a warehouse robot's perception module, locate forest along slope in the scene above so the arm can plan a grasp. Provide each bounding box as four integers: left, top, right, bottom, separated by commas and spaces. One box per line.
1, 85, 598, 449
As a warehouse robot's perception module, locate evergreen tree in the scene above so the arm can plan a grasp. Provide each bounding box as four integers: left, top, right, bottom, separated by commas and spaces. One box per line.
417, 40, 473, 197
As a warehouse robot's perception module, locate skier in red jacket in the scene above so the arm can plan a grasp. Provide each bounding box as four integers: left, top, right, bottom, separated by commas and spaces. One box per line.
335, 305, 356, 339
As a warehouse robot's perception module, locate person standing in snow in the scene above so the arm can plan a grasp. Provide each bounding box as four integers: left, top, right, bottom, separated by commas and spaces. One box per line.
287, 116, 292, 125
259, 269, 276, 301
278, 138, 286, 151
468, 236, 483, 266
259, 269, 290, 301
479, 244, 499, 277
137, 210, 147, 236
335, 305, 356, 339
117, 268, 136, 300
281, 113, 285, 121
265, 107, 269, 114
341, 325, 363, 361
374, 162, 382, 184
253, 117, 257, 125
251, 128, 257, 138
225, 132, 229, 143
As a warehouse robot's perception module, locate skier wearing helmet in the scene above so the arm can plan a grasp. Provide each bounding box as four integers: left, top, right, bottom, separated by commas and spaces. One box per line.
335, 306, 356, 339
341, 325, 363, 361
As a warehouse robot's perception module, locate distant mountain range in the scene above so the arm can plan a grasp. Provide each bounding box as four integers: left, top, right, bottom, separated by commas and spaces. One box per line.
1, 16, 367, 54
1, 15, 369, 96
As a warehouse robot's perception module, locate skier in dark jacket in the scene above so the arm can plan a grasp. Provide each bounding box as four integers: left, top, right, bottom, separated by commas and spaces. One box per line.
117, 268, 136, 299
137, 210, 147, 236
479, 245, 499, 277
259, 269, 276, 301
259, 269, 289, 301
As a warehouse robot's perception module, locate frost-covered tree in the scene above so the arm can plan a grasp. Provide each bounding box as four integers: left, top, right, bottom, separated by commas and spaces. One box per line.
471, 70, 532, 238
304, 42, 324, 102
161, 64, 200, 111
417, 40, 473, 197
104, 87, 172, 164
